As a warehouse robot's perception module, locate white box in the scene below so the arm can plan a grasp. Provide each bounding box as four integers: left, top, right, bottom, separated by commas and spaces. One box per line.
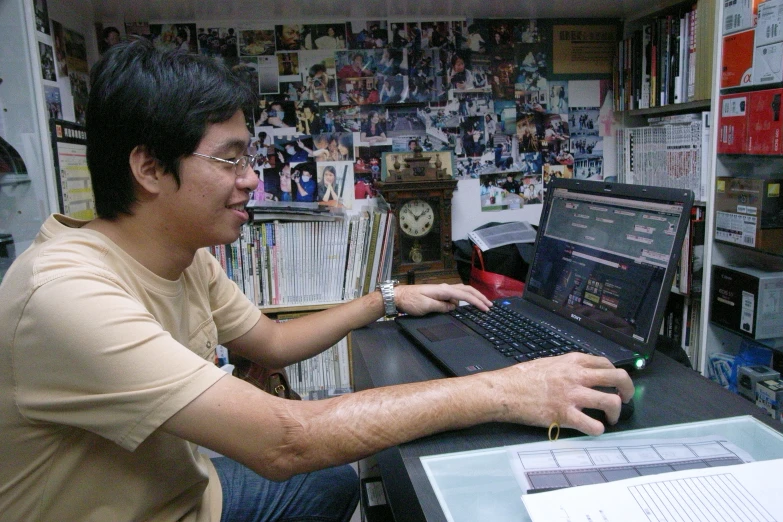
756, 0, 783, 46
753, 42, 783, 84
724, 0, 763, 35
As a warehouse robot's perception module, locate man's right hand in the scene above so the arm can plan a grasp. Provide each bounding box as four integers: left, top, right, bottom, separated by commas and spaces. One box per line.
484, 352, 634, 436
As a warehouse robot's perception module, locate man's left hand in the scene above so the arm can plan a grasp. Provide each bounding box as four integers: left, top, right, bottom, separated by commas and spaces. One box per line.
395, 284, 492, 316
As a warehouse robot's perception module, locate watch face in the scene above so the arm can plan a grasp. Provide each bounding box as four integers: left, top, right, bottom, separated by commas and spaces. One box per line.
399, 199, 434, 238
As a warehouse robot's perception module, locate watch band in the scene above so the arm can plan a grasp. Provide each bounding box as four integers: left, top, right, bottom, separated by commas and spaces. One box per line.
377, 279, 399, 318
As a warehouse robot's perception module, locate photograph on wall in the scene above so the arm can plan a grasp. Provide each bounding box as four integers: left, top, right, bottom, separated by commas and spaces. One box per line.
38, 42, 56, 82
552, 23, 617, 76
44, 86, 62, 120
256, 55, 279, 94
515, 42, 548, 91
298, 51, 338, 105
263, 160, 318, 202
569, 105, 602, 179
316, 162, 354, 208
478, 172, 525, 211
278, 52, 299, 79
51, 20, 68, 77
354, 144, 389, 187
274, 135, 317, 164
301, 23, 347, 50
275, 24, 304, 51
381, 149, 453, 181
34, 0, 50, 35
312, 133, 354, 162
197, 27, 239, 59
384, 104, 426, 138
359, 109, 391, 145
64, 28, 88, 74
256, 99, 298, 132
238, 28, 276, 56
69, 72, 89, 125
124, 21, 150, 39
148, 24, 197, 53
488, 50, 518, 100
346, 20, 388, 50
547, 80, 569, 113
443, 49, 489, 92
407, 48, 444, 102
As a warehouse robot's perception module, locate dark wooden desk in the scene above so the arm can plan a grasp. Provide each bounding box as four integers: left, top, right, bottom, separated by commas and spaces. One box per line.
351, 321, 782, 522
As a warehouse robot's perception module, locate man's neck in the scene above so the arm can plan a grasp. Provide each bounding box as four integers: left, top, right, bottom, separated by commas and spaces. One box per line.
83, 216, 196, 280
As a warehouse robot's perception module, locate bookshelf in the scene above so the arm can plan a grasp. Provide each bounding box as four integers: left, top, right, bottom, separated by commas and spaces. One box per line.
701, 0, 783, 386
613, 0, 718, 371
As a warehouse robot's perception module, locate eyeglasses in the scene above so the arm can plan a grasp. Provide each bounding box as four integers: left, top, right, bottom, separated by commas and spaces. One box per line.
191, 152, 253, 177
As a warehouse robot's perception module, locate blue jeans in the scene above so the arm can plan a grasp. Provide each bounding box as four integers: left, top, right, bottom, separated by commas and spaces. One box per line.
212, 457, 359, 522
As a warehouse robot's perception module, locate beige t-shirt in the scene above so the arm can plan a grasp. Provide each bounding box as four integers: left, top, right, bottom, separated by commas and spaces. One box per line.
0, 215, 262, 521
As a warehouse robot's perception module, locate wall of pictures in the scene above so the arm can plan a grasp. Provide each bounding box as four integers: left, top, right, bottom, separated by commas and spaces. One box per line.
100, 17, 618, 236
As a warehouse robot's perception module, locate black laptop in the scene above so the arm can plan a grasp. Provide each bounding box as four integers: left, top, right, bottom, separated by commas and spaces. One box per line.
396, 178, 694, 376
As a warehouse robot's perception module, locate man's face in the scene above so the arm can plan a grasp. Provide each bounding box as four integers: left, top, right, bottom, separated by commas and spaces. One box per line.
163, 110, 256, 250
106, 31, 120, 46
281, 25, 301, 47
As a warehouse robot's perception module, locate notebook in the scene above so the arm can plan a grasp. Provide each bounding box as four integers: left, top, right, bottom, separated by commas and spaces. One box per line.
396, 178, 694, 376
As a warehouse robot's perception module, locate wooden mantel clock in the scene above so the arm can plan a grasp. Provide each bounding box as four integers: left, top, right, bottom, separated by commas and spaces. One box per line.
375, 146, 459, 280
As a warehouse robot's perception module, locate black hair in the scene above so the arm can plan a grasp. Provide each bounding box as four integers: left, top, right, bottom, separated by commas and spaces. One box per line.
102, 26, 120, 40
309, 63, 326, 77
86, 38, 255, 219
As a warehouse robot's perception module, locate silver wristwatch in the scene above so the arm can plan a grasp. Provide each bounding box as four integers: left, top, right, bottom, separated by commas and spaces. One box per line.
377, 279, 399, 318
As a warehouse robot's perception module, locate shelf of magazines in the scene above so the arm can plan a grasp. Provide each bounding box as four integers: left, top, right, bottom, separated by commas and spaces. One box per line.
209, 204, 395, 310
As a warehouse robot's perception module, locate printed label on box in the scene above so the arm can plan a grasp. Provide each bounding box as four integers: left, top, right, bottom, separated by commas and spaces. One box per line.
722, 96, 748, 116
753, 42, 783, 84
724, 0, 763, 35
756, 0, 783, 46
741, 290, 755, 333
716, 211, 757, 247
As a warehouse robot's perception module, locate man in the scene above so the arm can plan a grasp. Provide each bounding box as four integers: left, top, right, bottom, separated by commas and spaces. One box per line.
0, 40, 633, 521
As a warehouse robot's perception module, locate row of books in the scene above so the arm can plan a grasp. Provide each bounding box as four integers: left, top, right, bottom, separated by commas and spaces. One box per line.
614, 0, 715, 111
278, 314, 353, 399
211, 200, 395, 307
615, 111, 710, 202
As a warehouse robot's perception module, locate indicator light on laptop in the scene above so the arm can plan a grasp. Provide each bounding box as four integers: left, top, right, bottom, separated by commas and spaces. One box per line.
634, 358, 646, 370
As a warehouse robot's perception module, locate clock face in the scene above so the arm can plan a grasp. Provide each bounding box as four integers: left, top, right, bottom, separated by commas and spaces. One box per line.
399, 199, 434, 238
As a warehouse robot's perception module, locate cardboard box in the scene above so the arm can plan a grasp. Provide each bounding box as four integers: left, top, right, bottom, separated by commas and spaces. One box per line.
752, 41, 783, 84
738, 365, 780, 400
722, 30, 755, 88
717, 94, 749, 154
710, 264, 783, 339
723, 0, 763, 35
755, 0, 783, 47
756, 378, 783, 420
714, 177, 783, 254
747, 88, 783, 154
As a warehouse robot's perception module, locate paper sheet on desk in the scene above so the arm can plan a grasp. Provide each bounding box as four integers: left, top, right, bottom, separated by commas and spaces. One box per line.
522, 458, 783, 522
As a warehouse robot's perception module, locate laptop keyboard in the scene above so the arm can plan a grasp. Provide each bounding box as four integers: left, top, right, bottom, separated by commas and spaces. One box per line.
449, 304, 593, 363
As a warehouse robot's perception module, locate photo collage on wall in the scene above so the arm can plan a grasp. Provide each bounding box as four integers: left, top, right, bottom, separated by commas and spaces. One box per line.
94, 17, 612, 212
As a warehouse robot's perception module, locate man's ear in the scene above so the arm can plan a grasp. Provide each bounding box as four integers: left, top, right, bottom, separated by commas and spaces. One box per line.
129, 145, 165, 194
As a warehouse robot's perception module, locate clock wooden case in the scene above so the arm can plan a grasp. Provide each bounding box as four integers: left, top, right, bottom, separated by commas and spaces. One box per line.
376, 149, 458, 279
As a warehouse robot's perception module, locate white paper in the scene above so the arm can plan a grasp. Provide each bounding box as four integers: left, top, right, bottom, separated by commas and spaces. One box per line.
523, 458, 783, 522
468, 221, 536, 251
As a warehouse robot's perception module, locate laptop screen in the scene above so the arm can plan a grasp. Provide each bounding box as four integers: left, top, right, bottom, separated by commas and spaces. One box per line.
524, 182, 690, 348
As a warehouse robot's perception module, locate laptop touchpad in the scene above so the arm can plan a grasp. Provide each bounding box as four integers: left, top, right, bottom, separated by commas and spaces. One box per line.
419, 324, 468, 342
